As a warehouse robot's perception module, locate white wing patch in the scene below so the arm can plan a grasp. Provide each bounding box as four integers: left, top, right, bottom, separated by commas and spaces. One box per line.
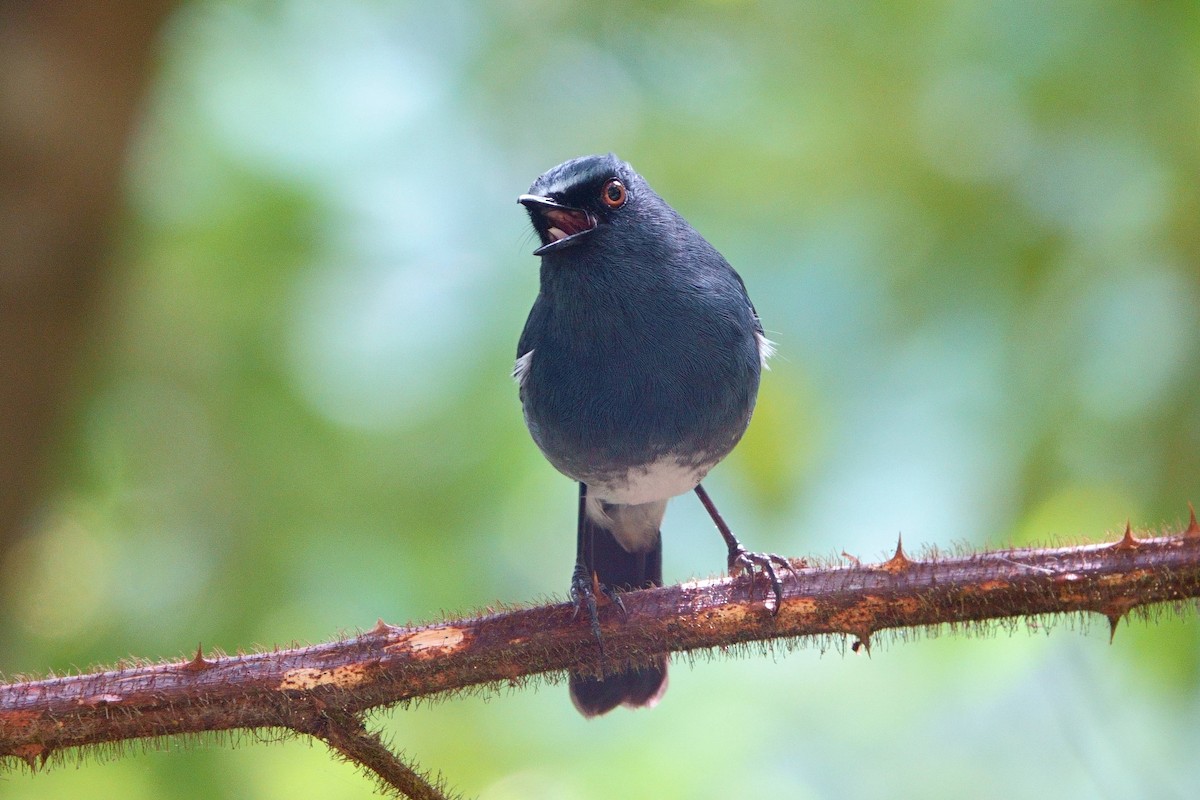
755, 330, 776, 370
512, 350, 534, 387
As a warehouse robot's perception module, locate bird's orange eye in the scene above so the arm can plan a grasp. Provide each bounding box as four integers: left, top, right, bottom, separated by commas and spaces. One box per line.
601, 179, 627, 209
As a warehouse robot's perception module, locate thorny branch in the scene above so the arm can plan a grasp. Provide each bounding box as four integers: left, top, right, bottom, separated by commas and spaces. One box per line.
3, 513, 1200, 799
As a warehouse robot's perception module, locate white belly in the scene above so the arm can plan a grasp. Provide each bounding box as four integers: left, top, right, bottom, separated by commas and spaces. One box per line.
588, 455, 713, 505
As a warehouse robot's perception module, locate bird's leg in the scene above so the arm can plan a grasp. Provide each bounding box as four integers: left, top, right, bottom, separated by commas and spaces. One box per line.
570, 483, 625, 648
694, 483, 796, 614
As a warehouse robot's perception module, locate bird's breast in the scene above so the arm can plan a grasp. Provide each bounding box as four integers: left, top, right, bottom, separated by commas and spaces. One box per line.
519, 277, 760, 486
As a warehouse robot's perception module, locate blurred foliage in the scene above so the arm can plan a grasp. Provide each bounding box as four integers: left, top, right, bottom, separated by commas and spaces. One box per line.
3, 1, 1200, 797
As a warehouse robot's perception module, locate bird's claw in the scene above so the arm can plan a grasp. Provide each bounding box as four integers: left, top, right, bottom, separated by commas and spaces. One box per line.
570, 567, 627, 650
728, 547, 797, 614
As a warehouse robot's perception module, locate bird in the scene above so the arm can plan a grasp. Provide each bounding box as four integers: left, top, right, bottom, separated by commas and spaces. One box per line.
514, 153, 789, 717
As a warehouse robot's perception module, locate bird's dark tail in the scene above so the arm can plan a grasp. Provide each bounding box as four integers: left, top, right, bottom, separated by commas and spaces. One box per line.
570, 500, 669, 717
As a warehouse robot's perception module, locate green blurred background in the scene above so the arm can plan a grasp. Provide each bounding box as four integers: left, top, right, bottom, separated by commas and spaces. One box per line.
4, 1, 1200, 798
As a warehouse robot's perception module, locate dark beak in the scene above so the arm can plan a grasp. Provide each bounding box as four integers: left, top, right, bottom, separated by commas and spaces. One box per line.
518, 194, 596, 256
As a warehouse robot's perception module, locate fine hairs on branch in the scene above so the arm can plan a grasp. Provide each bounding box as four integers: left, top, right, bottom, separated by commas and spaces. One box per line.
3, 511, 1200, 799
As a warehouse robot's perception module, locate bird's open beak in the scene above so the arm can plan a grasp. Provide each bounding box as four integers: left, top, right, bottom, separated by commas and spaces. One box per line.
518, 194, 597, 256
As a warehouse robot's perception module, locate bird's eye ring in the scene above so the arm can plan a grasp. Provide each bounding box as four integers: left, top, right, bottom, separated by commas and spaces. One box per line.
601, 179, 627, 209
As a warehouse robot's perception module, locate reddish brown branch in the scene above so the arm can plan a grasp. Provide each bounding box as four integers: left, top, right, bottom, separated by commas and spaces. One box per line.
311, 710, 453, 800
3, 519, 1200, 794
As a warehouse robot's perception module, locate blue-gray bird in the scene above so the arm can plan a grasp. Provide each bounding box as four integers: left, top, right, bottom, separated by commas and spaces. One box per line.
515, 154, 787, 716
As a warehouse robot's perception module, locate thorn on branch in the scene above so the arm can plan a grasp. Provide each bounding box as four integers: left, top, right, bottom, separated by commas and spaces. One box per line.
1106, 613, 1122, 644
1100, 597, 1136, 645
13, 743, 50, 773
880, 534, 913, 573
1186, 503, 1199, 537
1113, 521, 1140, 552
182, 644, 215, 672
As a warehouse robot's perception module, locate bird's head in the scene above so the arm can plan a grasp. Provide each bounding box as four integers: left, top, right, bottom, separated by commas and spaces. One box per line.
518, 153, 640, 257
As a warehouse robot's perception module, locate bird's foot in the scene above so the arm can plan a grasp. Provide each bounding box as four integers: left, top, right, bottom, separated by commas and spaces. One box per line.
728, 546, 798, 614
570, 565, 627, 648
